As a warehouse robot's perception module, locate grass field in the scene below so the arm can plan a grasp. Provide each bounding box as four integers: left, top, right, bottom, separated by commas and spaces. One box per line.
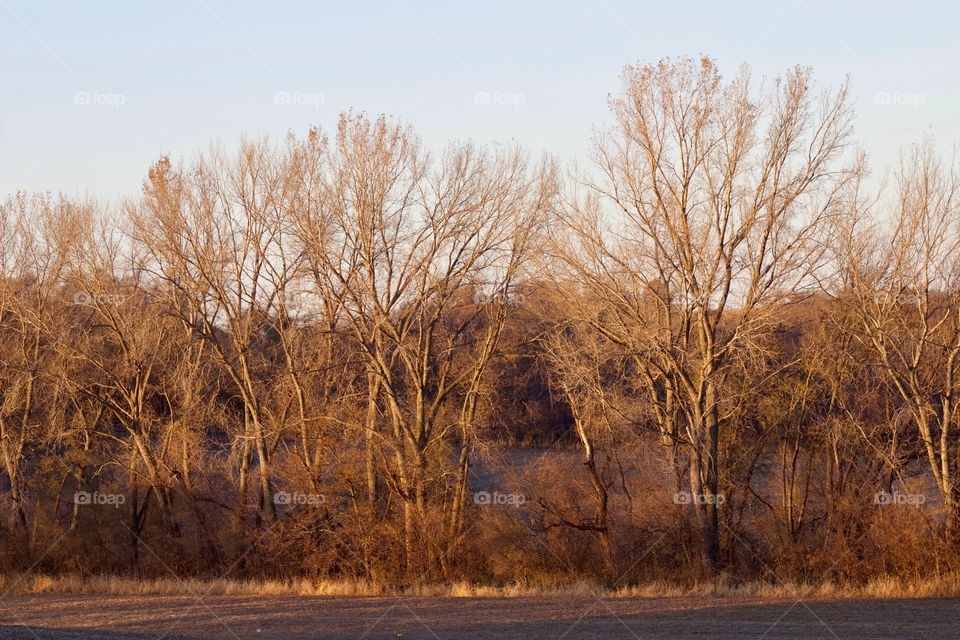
1, 593, 958, 639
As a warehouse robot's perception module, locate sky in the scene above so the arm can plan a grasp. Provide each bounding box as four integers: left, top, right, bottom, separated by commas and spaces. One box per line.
2, 0, 959, 201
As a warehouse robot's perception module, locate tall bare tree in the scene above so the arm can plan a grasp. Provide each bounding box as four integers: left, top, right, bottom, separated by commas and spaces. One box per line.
132, 141, 302, 525
555, 57, 854, 570
294, 113, 553, 576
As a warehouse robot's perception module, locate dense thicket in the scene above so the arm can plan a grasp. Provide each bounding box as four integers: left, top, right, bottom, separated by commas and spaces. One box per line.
2, 58, 959, 586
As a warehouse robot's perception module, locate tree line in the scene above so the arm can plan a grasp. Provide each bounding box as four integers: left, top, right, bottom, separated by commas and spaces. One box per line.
2, 57, 959, 586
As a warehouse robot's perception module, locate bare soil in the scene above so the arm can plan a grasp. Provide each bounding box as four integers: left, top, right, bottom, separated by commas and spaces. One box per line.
1, 593, 957, 639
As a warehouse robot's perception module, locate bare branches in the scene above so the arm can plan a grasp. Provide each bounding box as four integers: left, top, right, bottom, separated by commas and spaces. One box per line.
1, 74, 959, 587
553, 57, 854, 572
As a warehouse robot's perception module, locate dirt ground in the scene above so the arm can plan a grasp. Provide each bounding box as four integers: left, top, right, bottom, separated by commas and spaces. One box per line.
1, 593, 957, 639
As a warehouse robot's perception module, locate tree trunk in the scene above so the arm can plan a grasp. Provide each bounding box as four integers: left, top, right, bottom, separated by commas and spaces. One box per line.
365, 372, 379, 508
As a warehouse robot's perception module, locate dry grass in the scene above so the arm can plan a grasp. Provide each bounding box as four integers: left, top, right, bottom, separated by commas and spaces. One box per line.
2, 574, 960, 600
0, 575, 612, 599
0, 575, 386, 597
612, 574, 960, 600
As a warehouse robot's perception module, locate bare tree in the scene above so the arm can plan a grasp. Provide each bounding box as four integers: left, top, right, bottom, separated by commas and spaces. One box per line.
840, 141, 960, 536
0, 194, 81, 552
60, 210, 192, 571
294, 113, 553, 577
555, 57, 854, 570
132, 141, 302, 525
539, 297, 623, 577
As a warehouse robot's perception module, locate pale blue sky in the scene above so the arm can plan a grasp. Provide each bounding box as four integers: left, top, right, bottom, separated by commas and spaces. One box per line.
2, 0, 958, 200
